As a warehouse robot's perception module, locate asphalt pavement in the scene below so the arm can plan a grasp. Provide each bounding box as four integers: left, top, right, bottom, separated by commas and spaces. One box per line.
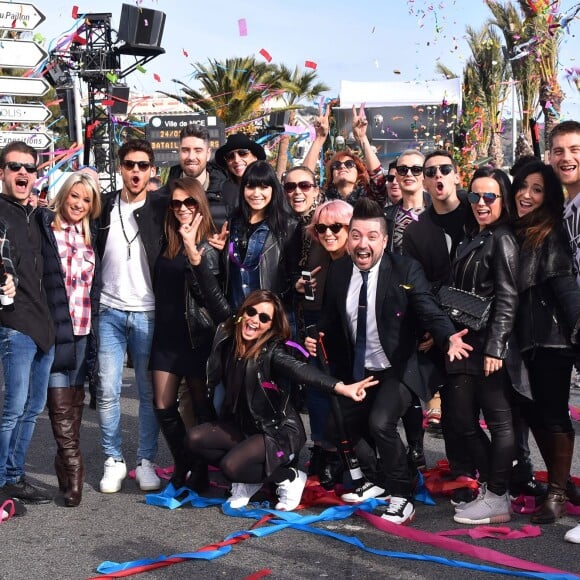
1, 365, 580, 580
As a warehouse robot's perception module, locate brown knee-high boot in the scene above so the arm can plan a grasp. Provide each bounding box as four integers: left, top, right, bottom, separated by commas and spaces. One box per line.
531, 430, 573, 524
47, 387, 85, 507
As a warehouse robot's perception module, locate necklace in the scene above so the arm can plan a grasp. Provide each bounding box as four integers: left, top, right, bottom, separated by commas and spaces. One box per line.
117, 193, 140, 259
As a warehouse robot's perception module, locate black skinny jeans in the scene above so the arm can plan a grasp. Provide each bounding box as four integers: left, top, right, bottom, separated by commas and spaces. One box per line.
446, 369, 515, 496
517, 348, 574, 434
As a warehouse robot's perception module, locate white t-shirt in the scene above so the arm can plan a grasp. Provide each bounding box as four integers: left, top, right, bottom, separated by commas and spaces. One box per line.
100, 195, 155, 311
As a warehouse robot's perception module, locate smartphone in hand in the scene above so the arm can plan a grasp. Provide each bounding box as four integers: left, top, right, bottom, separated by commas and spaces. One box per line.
302, 271, 315, 301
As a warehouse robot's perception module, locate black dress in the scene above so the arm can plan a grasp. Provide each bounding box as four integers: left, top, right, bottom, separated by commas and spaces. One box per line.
149, 252, 210, 377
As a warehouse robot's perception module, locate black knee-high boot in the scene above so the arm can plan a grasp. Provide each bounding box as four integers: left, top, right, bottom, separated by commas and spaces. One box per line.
155, 404, 190, 488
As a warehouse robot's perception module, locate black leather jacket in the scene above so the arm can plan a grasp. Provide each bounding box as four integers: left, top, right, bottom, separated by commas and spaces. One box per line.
450, 224, 519, 360
515, 229, 580, 354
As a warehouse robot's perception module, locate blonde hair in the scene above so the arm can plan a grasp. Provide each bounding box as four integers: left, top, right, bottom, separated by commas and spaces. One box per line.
51, 172, 101, 244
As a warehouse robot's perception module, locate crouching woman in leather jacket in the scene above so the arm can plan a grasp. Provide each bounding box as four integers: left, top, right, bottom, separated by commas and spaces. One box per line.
507, 161, 580, 525
181, 216, 376, 511
445, 167, 519, 526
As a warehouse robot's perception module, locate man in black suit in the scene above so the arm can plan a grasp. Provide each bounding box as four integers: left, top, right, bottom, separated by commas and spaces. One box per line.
307, 198, 471, 524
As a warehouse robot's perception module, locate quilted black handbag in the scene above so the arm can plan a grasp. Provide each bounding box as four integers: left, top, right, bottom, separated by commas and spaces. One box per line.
437, 286, 494, 332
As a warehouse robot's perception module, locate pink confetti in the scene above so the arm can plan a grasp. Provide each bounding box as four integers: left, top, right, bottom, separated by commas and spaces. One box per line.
304, 60, 317, 70
144, 19, 148, 27
238, 18, 248, 36
182, 49, 189, 57
276, 451, 284, 458
259, 48, 272, 62
72, 5, 79, 18
153, 73, 161, 82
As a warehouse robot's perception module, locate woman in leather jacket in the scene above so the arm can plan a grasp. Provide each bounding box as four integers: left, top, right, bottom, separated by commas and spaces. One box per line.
224, 161, 300, 311
39, 172, 102, 507
149, 177, 218, 492
507, 160, 580, 526
446, 167, 519, 526
181, 221, 376, 511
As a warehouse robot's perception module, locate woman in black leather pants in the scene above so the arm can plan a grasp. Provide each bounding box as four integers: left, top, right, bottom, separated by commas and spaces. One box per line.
507, 160, 580, 525
446, 167, 518, 526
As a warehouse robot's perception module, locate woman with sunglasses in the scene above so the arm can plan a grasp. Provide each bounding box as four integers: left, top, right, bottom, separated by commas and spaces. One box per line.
225, 160, 299, 311
177, 227, 377, 509
445, 167, 519, 526
37, 172, 102, 507
304, 105, 386, 207
506, 161, 580, 531
149, 177, 219, 492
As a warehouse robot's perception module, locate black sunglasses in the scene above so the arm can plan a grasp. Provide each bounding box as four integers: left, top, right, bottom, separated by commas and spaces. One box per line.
244, 305, 272, 324
386, 174, 396, 183
4, 161, 37, 174
283, 181, 316, 193
331, 159, 356, 171
467, 191, 502, 205
170, 198, 199, 211
121, 160, 152, 171
396, 165, 423, 177
314, 223, 346, 234
424, 164, 454, 178
224, 149, 251, 161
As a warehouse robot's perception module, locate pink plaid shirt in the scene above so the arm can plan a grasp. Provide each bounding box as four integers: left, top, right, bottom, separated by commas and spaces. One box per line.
53, 221, 95, 336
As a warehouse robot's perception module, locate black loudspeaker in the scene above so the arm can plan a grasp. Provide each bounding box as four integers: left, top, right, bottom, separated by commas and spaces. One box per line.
269, 110, 290, 128
110, 85, 130, 115
55, 87, 77, 141
45, 61, 72, 87
118, 4, 165, 51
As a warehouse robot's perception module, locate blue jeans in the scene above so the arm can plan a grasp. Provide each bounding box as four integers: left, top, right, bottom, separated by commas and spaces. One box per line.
0, 328, 54, 486
97, 307, 159, 463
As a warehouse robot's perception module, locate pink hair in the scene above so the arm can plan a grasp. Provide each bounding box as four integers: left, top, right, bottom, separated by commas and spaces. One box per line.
307, 199, 353, 240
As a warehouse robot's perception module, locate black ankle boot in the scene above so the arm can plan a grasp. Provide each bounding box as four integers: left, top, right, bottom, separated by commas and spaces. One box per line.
307, 445, 324, 477
318, 450, 344, 490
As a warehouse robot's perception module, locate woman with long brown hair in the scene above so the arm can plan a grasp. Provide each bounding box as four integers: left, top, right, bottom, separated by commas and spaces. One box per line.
150, 177, 218, 492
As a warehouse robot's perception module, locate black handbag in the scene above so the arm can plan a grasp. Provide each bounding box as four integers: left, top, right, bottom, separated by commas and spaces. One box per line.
437, 286, 493, 331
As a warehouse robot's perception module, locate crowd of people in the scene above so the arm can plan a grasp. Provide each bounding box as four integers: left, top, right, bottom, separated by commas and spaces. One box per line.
0, 113, 579, 545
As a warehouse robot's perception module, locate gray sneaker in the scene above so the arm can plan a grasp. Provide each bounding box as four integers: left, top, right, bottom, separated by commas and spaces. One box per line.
453, 485, 511, 525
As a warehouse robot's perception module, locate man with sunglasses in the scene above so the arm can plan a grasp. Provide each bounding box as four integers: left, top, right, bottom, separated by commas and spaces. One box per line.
0, 142, 55, 511
162, 125, 228, 227
402, 150, 477, 502
384, 149, 430, 254
95, 139, 167, 495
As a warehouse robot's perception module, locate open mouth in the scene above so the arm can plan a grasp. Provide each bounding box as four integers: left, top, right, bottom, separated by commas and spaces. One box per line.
436, 181, 444, 192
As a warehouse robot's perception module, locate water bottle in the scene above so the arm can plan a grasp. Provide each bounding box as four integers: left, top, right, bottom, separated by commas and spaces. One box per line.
0, 259, 14, 311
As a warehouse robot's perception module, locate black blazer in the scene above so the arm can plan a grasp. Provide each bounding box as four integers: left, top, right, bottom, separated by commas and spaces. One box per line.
317, 252, 457, 402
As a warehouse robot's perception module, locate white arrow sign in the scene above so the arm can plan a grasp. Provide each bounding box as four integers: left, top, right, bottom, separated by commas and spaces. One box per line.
0, 2, 45, 30
0, 131, 52, 149
0, 103, 51, 123
0, 76, 49, 96
0, 39, 48, 68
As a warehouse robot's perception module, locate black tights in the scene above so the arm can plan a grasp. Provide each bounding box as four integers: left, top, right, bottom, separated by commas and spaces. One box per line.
445, 371, 515, 496
186, 421, 293, 484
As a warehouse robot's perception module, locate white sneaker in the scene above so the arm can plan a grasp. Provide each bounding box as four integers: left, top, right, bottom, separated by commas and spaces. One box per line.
341, 480, 387, 503
99, 457, 127, 493
275, 469, 307, 511
565, 524, 580, 544
135, 459, 161, 491
227, 482, 263, 509
379, 496, 415, 525
453, 486, 511, 525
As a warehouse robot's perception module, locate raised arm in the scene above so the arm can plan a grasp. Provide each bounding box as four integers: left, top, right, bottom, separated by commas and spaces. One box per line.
304, 102, 330, 172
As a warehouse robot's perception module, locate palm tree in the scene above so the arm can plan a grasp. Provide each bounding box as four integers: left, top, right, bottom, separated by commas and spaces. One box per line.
486, 0, 540, 157
516, 0, 563, 149
273, 65, 330, 176
163, 56, 280, 130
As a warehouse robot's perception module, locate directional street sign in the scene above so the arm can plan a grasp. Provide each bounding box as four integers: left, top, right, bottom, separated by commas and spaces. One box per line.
0, 76, 49, 97
0, 131, 52, 149
0, 103, 51, 123
0, 2, 45, 30
0, 39, 48, 69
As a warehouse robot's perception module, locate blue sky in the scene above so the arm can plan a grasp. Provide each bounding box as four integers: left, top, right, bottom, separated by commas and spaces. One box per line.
34, 0, 580, 119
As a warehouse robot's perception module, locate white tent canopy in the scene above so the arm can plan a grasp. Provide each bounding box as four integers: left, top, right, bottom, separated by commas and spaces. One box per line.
338, 78, 462, 114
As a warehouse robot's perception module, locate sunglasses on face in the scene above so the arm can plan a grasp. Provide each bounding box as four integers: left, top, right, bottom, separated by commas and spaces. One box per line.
244, 305, 272, 324
314, 223, 346, 234
386, 174, 396, 183
283, 181, 316, 194
224, 149, 251, 162
331, 159, 356, 171
396, 165, 423, 177
170, 198, 199, 211
424, 164, 454, 178
4, 161, 37, 174
467, 191, 502, 205
121, 160, 152, 171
